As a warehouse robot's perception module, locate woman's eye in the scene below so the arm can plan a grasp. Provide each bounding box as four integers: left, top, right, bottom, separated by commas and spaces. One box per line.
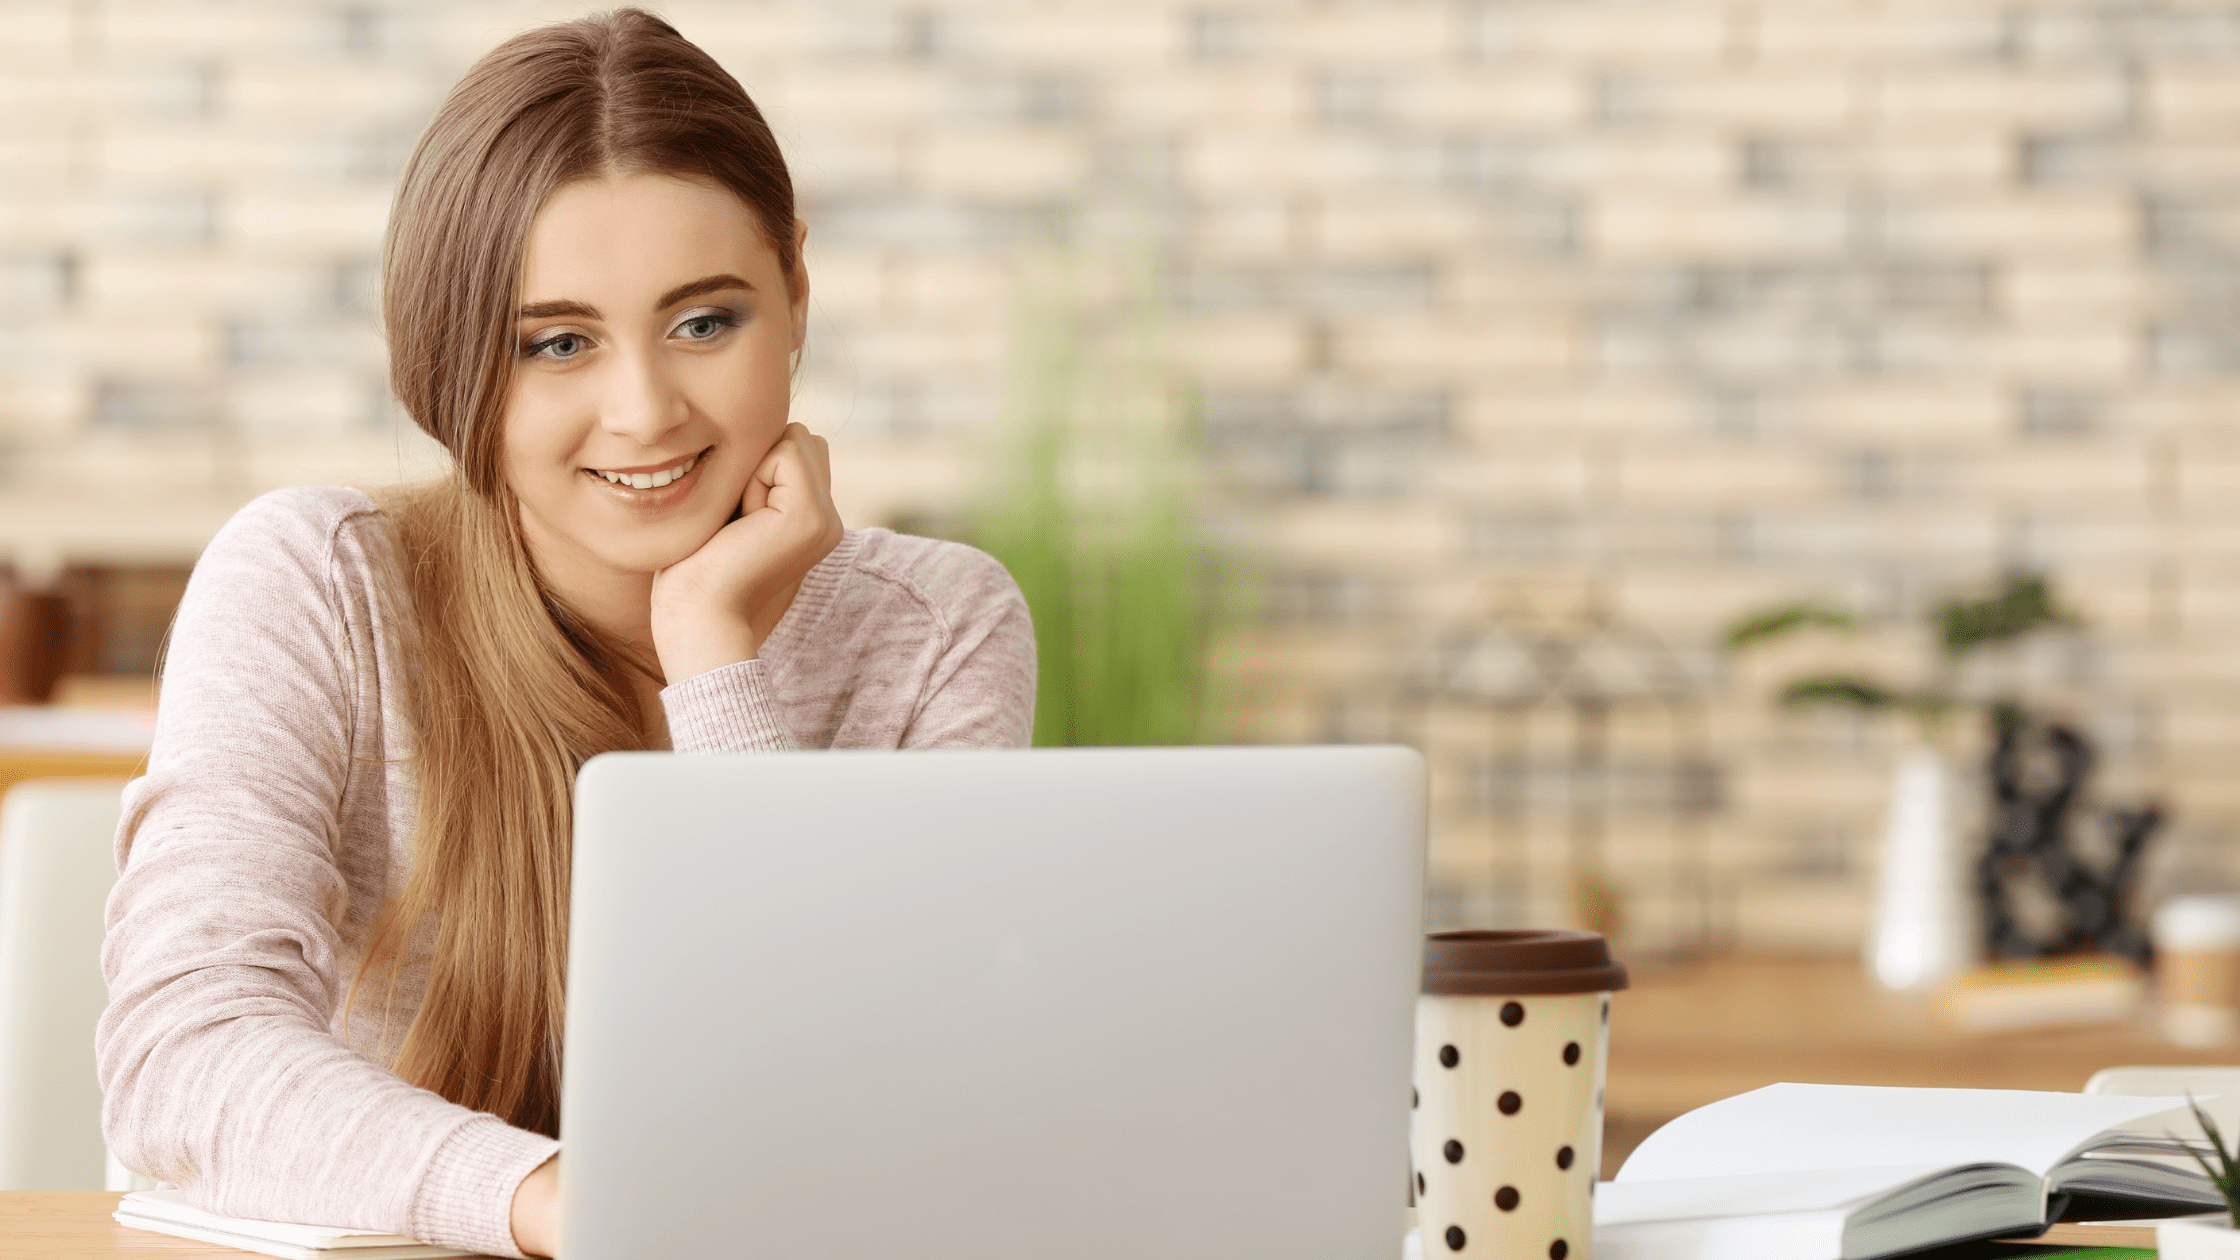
530, 333, 584, 360
676, 313, 736, 341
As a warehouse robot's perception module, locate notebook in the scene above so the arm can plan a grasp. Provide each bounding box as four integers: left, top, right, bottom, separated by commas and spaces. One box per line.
112, 1190, 475, 1260
1590, 1083, 2233, 1260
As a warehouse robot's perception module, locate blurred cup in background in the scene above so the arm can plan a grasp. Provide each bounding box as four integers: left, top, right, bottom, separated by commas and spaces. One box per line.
2153, 895, 2240, 1048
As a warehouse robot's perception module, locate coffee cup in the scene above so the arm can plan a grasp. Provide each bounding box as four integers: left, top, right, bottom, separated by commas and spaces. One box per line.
2155, 895, 2240, 1048
1412, 930, 1628, 1260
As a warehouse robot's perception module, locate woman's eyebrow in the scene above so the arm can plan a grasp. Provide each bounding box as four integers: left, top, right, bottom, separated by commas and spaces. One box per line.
655, 273, 753, 309
518, 299, 598, 320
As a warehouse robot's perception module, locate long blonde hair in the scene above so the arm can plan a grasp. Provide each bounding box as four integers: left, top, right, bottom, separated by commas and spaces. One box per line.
359, 9, 800, 1137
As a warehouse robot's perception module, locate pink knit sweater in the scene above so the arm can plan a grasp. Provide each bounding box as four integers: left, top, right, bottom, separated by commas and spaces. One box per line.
98, 486, 1036, 1256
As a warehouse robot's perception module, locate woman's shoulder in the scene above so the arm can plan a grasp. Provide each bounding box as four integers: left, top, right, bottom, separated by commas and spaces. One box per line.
842, 528, 1024, 620
193, 485, 397, 606
209, 485, 388, 556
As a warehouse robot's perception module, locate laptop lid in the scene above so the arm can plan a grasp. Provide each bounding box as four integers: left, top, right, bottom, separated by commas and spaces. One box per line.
561, 746, 1425, 1260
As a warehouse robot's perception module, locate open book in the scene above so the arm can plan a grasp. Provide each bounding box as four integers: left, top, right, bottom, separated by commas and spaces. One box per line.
1592, 1083, 2233, 1260
113, 1190, 476, 1260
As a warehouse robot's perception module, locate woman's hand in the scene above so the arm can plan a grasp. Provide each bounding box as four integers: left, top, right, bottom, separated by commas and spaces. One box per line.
509, 1154, 561, 1258
650, 423, 843, 683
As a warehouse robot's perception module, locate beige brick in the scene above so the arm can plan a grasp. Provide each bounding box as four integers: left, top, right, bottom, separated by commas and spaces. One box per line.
1478, 5, 1732, 62
961, 9, 1176, 64
223, 189, 388, 255
1873, 69, 2129, 133
1613, 444, 1826, 507
1791, 385, 2007, 443
0, 3, 73, 66
1854, 135, 2012, 188
1400, 70, 1589, 129
1282, 7, 1454, 62
2001, 264, 2160, 324
1589, 195, 1850, 262
1753, 1, 2007, 63
842, 321, 1006, 375
2148, 69, 2240, 139
1108, 69, 1304, 130
1430, 448, 1599, 503
1971, 447, 2153, 504
908, 129, 1086, 199
225, 67, 435, 122
1876, 194, 2135, 257
1309, 197, 1484, 259
759, 65, 946, 128
1632, 70, 1859, 131
1456, 386, 1692, 441
1169, 315, 1308, 383
1337, 314, 1577, 380
1185, 197, 1296, 262
1265, 501, 1456, 566
781, 124, 907, 195
1532, 134, 1734, 191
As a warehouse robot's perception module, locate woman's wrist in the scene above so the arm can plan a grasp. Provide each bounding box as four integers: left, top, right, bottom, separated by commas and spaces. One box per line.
509, 1154, 561, 1257
652, 616, 760, 685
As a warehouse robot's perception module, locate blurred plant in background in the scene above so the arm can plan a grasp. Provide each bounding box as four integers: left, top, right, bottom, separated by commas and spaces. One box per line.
967, 247, 1232, 747
1725, 574, 2075, 735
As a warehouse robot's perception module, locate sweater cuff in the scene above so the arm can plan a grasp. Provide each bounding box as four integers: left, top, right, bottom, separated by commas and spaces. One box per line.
405, 1116, 561, 1259
660, 658, 796, 752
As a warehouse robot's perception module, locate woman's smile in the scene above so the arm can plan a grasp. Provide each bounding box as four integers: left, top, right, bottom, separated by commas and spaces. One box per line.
579, 444, 715, 508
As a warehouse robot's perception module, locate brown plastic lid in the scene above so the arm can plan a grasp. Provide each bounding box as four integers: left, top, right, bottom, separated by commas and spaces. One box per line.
1421, 929, 1629, 995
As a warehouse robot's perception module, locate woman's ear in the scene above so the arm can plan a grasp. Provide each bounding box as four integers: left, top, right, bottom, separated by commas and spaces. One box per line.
790, 218, 810, 353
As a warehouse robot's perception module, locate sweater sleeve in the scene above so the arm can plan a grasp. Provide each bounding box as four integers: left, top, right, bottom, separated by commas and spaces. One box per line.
899, 547, 1038, 749
659, 658, 798, 753
97, 490, 557, 1258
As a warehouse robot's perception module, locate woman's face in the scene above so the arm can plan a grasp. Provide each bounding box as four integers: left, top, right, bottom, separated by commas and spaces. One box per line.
503, 170, 807, 578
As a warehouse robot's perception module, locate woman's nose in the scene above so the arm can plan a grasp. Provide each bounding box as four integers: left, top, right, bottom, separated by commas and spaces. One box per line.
597, 345, 688, 446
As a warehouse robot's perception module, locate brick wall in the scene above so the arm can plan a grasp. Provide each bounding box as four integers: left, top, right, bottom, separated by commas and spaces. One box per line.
6, 0, 2239, 955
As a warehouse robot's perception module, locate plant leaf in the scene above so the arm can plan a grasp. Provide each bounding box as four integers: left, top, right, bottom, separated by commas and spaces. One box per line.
1934, 573, 2070, 657
2183, 1094, 2240, 1228
1724, 602, 1865, 652
1777, 674, 1899, 710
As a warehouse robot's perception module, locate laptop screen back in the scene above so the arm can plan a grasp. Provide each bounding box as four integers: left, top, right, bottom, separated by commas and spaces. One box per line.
562, 746, 1424, 1260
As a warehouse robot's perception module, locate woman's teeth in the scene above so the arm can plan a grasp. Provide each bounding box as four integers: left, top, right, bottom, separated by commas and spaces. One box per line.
594, 452, 698, 489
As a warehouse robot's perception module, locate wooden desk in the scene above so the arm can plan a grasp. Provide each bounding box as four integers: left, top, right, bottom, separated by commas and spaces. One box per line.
0, 1193, 240, 1257
1603, 954, 2240, 1175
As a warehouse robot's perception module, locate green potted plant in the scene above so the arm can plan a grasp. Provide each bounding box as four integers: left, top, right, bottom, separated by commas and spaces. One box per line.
2160, 1097, 2240, 1256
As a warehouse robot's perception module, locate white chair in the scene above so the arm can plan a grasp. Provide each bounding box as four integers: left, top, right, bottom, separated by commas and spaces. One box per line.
0, 779, 127, 1190
2084, 1065, 2240, 1098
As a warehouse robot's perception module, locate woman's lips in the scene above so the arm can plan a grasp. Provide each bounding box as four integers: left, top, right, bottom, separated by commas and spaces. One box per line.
579, 446, 712, 508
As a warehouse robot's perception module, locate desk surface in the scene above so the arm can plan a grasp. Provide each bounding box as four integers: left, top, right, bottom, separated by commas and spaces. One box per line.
1, 957, 2220, 1252
0, 1193, 236, 1257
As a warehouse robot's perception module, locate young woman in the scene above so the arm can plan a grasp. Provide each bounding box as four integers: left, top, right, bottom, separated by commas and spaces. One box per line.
96, 11, 1035, 1258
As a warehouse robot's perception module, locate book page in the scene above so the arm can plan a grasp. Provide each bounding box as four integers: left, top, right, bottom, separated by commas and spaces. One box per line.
1595, 1165, 1956, 1224
1616, 1085, 2194, 1184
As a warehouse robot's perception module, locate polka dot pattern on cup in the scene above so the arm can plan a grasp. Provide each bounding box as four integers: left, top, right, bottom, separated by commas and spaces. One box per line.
1440, 1044, 1460, 1068
1500, 1001, 1525, 1027
1498, 1090, 1521, 1115
1445, 1139, 1465, 1164
1550, 1240, 1568, 1259
1556, 1146, 1574, 1170
1445, 1226, 1466, 1251
1495, 1186, 1519, 1212
1562, 1041, 1580, 1066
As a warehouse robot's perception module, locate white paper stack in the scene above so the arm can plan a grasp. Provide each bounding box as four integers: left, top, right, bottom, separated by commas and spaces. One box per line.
114, 1189, 476, 1260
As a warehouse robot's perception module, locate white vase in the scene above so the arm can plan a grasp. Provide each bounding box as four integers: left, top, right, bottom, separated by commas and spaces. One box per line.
1864, 748, 1977, 990
2160, 1213, 2240, 1258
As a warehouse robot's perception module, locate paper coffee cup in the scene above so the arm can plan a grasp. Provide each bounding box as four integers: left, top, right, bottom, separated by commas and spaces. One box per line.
2155, 896, 2240, 1048
1412, 930, 1628, 1260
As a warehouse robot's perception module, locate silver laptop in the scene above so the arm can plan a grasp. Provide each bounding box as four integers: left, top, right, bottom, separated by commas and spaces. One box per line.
560, 746, 1425, 1259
